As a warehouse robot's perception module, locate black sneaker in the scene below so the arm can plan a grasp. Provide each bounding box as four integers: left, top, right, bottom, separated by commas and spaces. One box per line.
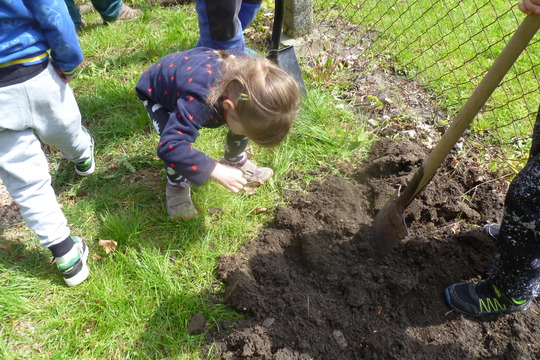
74, 127, 95, 176
56, 236, 89, 287
444, 280, 531, 317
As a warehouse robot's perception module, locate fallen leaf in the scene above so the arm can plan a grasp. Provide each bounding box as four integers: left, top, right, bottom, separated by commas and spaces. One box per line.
250, 206, 268, 215
243, 187, 257, 196
92, 253, 102, 261
246, 179, 264, 187
208, 207, 222, 215
98, 240, 117, 254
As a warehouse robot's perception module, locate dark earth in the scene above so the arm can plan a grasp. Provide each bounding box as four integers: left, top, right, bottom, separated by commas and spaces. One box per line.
198, 28, 540, 357
202, 136, 540, 359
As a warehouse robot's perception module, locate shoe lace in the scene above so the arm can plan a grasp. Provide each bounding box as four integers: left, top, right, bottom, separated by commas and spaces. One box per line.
475, 281, 515, 313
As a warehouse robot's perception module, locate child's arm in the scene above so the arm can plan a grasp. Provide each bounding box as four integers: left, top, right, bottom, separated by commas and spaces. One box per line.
28, 0, 83, 80
210, 163, 247, 192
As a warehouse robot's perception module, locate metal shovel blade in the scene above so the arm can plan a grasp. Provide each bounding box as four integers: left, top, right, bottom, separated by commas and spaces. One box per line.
270, 45, 306, 91
372, 191, 408, 257
269, 0, 306, 92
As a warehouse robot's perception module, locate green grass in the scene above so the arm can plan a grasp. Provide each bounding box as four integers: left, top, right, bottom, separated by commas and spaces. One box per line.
0, 2, 369, 359
316, 0, 540, 172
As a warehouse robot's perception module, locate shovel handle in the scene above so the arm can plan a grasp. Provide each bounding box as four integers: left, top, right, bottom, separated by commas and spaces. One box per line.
396, 14, 540, 210
270, 0, 284, 53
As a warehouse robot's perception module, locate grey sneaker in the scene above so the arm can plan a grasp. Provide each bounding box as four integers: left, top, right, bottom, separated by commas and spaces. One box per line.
166, 183, 197, 220
74, 127, 95, 176
220, 158, 274, 184
56, 236, 90, 287
483, 223, 500, 240
79, 2, 94, 14
113, 4, 142, 21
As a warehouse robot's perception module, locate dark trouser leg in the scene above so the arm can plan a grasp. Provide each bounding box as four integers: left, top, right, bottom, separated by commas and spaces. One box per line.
143, 99, 188, 185
91, 0, 123, 22
223, 130, 249, 163
489, 108, 540, 299
64, 0, 83, 30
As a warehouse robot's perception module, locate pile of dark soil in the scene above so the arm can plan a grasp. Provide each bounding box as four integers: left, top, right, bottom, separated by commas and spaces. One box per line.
203, 138, 540, 359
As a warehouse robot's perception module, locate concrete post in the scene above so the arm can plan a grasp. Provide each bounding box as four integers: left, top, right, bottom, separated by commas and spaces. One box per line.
283, 0, 313, 38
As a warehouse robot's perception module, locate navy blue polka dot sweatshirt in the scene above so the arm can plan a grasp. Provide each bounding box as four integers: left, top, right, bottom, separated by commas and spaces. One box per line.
136, 47, 229, 186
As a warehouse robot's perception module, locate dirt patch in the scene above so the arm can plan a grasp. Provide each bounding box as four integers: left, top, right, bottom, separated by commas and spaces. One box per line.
199, 16, 540, 359
0, 181, 21, 231
204, 137, 540, 359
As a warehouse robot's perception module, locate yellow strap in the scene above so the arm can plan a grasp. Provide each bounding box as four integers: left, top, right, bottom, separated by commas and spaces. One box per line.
0, 52, 48, 68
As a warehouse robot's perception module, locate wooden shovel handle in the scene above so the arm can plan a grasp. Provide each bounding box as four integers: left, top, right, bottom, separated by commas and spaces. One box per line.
396, 14, 540, 211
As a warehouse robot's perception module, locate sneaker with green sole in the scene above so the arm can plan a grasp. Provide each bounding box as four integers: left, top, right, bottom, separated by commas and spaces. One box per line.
444, 279, 531, 317
56, 236, 89, 287
74, 127, 95, 176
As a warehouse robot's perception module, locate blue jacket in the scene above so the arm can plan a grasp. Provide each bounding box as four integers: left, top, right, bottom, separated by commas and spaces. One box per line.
0, 0, 83, 76
136, 47, 232, 186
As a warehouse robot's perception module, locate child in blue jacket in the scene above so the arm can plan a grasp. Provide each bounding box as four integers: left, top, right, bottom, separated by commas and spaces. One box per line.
0, 0, 95, 286
136, 48, 301, 220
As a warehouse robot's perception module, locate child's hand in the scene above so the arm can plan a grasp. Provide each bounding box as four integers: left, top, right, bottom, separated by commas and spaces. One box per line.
58, 71, 74, 83
210, 163, 248, 192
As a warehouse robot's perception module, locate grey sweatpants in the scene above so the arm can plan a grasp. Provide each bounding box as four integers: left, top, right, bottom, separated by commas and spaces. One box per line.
0, 63, 92, 248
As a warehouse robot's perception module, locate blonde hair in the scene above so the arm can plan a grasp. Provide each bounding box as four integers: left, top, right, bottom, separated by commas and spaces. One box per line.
209, 52, 301, 147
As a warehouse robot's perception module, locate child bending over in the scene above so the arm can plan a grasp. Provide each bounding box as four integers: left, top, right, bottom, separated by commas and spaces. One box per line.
136, 48, 301, 220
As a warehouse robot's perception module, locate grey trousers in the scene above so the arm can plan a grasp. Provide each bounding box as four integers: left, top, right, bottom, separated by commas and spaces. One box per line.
0, 63, 92, 248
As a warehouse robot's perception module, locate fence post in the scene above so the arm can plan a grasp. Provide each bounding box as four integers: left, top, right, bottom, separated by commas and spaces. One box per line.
283, 0, 313, 38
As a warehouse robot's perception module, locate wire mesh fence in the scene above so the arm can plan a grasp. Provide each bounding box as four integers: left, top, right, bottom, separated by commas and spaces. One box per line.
294, 0, 540, 174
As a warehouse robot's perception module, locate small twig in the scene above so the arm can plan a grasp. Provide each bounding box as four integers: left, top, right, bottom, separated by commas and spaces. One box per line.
463, 173, 512, 196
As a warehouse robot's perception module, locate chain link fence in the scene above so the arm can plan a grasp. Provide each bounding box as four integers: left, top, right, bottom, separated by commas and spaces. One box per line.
287, 0, 540, 174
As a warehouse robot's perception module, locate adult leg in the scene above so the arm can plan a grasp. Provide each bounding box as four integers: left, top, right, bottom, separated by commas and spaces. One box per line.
64, 0, 84, 30
92, 0, 140, 22
91, 0, 122, 21
238, 0, 262, 30
195, 0, 245, 51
